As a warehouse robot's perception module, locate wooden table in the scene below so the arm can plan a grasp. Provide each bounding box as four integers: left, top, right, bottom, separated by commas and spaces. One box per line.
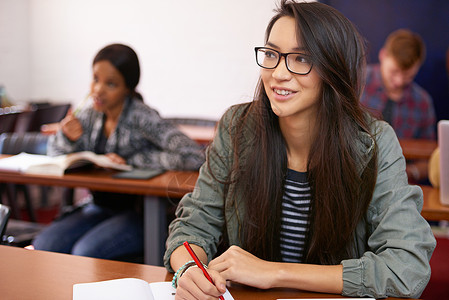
0, 245, 410, 300
178, 124, 216, 146
399, 139, 437, 160
420, 185, 449, 221
0, 161, 199, 265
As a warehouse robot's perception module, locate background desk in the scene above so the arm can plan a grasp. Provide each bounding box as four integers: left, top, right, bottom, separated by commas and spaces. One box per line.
179, 132, 440, 162
178, 124, 216, 146
0, 245, 410, 300
0, 161, 198, 265
399, 138, 437, 160
420, 185, 449, 221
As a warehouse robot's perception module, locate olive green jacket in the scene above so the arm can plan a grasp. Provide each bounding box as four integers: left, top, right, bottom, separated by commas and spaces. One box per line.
164, 104, 435, 298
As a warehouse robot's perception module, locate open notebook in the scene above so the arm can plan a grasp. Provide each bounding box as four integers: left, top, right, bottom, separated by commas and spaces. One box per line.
439, 120, 449, 205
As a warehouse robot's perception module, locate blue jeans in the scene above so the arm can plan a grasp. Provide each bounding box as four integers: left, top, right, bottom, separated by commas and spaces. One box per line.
32, 203, 143, 259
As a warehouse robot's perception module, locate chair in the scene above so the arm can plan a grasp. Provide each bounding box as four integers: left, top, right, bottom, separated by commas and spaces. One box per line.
14, 103, 71, 133
0, 111, 21, 134
0, 132, 49, 221
2, 218, 46, 247
0, 132, 49, 155
0, 204, 11, 244
421, 236, 449, 299
0, 133, 52, 246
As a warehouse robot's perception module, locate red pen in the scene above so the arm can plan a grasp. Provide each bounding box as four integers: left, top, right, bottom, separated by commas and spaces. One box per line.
183, 241, 225, 300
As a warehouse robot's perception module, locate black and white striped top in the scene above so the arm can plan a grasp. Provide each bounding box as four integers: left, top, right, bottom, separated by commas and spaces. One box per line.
280, 169, 311, 263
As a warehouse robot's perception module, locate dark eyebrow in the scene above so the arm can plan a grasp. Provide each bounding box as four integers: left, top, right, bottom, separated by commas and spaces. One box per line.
266, 41, 305, 52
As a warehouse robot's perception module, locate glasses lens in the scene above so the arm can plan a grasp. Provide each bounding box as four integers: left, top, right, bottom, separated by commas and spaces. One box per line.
286, 53, 312, 75
256, 48, 279, 69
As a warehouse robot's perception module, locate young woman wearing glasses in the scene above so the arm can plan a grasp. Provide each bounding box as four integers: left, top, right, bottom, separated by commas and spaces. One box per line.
164, 1, 435, 298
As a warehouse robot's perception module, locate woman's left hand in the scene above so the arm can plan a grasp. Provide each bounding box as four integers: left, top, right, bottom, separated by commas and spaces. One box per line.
208, 245, 276, 289
105, 153, 126, 165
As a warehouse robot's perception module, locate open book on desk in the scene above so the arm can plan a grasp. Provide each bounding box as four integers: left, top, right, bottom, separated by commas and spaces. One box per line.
73, 278, 234, 300
0, 151, 132, 176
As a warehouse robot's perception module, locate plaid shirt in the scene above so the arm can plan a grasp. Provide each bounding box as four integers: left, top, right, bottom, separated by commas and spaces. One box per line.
361, 64, 436, 140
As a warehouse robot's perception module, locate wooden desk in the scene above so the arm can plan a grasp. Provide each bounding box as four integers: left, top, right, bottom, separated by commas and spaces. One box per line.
420, 185, 449, 221
399, 139, 437, 160
178, 124, 216, 146
0, 245, 409, 300
0, 245, 169, 300
0, 161, 199, 265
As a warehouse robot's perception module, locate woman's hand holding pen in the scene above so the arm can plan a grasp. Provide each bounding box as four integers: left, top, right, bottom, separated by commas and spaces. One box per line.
176, 266, 226, 300
208, 245, 276, 290
174, 244, 275, 298
60, 110, 83, 141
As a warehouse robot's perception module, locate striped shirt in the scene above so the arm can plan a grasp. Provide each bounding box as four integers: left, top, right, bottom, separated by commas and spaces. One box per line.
280, 169, 311, 263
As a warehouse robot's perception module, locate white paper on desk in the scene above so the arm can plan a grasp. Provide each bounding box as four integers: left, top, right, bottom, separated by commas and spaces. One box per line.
73, 278, 234, 300
73, 278, 155, 300
151, 281, 233, 300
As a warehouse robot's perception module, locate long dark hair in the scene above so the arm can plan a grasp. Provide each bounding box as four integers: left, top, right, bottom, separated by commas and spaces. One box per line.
93, 43, 143, 100
215, 0, 377, 265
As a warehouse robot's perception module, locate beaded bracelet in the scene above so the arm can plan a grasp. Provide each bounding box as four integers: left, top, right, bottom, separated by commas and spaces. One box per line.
171, 260, 195, 288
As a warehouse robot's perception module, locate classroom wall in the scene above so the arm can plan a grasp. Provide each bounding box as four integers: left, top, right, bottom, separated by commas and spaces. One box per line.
0, 0, 283, 120
6, 1, 444, 122
323, 0, 449, 125
0, 0, 30, 102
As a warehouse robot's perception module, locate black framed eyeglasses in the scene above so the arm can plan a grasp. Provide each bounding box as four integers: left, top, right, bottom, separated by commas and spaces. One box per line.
255, 47, 313, 75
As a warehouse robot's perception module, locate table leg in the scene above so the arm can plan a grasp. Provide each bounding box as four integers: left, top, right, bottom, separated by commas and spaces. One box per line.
143, 195, 167, 266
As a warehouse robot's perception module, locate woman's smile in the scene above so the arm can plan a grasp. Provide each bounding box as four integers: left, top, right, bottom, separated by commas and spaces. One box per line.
272, 86, 297, 100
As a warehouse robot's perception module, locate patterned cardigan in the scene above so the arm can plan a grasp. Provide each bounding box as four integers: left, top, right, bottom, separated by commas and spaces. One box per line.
48, 96, 205, 171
